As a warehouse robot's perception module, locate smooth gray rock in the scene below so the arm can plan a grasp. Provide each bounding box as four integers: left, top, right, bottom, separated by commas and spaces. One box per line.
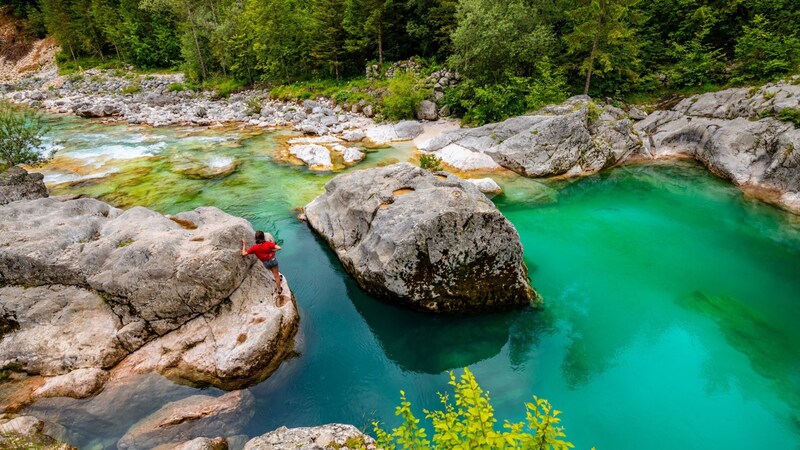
244, 424, 376, 450
0, 285, 126, 376
423, 97, 644, 177
0, 167, 48, 205
305, 163, 537, 313
416, 100, 438, 121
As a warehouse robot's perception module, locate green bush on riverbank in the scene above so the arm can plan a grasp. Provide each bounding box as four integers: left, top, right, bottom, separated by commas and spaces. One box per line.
374, 368, 579, 450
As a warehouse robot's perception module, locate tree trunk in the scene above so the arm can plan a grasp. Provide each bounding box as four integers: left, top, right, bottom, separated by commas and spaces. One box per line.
377, 20, 383, 66
67, 42, 78, 67
187, 6, 208, 80
584, 32, 599, 96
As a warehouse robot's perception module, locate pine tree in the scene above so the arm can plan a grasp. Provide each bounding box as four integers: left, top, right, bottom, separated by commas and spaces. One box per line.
564, 0, 641, 95
309, 0, 347, 80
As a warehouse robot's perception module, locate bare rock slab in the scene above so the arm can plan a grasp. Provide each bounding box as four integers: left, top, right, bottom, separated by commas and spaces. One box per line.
0, 167, 48, 206
305, 163, 537, 313
244, 424, 376, 450
117, 390, 254, 450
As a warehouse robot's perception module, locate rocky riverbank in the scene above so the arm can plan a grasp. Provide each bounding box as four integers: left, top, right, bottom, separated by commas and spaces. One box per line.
421, 80, 800, 214
0, 169, 299, 414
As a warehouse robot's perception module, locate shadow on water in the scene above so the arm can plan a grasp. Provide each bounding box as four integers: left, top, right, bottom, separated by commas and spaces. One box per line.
316, 230, 556, 375
677, 291, 800, 432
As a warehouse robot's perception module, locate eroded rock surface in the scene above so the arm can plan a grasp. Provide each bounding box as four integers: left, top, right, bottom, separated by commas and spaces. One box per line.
0, 166, 48, 205
636, 81, 800, 212
421, 96, 644, 177
305, 163, 537, 313
0, 195, 298, 407
243, 424, 377, 450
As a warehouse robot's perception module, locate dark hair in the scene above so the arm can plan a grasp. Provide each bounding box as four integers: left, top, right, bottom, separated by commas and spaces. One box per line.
255, 230, 266, 244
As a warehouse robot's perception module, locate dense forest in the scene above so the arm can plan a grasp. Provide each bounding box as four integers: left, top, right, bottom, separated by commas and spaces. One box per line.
4, 0, 800, 120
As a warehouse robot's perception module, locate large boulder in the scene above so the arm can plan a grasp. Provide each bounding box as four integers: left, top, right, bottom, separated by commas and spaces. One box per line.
0, 166, 48, 205
0, 197, 252, 335
305, 163, 537, 313
116, 390, 254, 450
421, 97, 644, 177
244, 424, 377, 450
0, 196, 299, 403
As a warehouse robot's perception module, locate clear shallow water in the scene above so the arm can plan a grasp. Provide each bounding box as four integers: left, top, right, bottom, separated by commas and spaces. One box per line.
25, 116, 800, 449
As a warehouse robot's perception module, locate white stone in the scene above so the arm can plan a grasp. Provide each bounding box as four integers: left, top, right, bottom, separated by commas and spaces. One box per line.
289, 144, 333, 169
434, 144, 501, 171
466, 178, 502, 195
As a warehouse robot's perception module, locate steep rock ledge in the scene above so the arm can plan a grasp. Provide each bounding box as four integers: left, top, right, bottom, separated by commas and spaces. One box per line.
0, 194, 298, 410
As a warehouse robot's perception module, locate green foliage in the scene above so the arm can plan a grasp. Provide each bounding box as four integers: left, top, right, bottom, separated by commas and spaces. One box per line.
210, 77, 246, 98
0, 363, 24, 382
564, 0, 643, 95
667, 38, 726, 87
381, 72, 429, 121
733, 15, 800, 82
586, 102, 602, 123
777, 108, 800, 128
117, 239, 135, 248
244, 97, 263, 116
0, 103, 52, 167
167, 82, 185, 92
449, 0, 557, 84
374, 368, 578, 450
525, 58, 570, 111
120, 81, 141, 94
419, 153, 442, 172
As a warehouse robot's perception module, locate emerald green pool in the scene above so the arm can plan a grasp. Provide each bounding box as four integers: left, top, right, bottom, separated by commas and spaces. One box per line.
27, 116, 800, 449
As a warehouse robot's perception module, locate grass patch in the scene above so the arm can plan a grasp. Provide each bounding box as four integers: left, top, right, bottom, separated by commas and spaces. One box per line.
777, 108, 800, 127
268, 78, 381, 107
117, 239, 135, 248
120, 81, 141, 95
209, 77, 247, 98
167, 82, 185, 92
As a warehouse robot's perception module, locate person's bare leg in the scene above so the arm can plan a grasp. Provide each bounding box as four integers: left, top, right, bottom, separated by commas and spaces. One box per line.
271, 266, 282, 294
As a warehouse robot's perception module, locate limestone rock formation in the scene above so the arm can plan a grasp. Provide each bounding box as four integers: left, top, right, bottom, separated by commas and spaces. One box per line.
0, 195, 298, 404
421, 97, 644, 177
305, 163, 537, 313
243, 424, 377, 450
116, 390, 254, 450
0, 166, 48, 205
636, 82, 800, 212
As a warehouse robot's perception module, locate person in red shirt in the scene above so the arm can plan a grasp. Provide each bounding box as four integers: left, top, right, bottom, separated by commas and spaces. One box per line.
241, 230, 283, 295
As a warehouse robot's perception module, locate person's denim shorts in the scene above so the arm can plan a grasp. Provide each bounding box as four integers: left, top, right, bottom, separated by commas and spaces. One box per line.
262, 258, 278, 269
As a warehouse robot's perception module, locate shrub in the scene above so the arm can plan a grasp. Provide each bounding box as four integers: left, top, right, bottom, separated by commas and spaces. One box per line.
0, 103, 52, 167
419, 153, 442, 172
167, 82, 185, 92
120, 82, 142, 95
211, 78, 246, 98
245, 97, 263, 116
373, 368, 578, 450
526, 58, 570, 111
381, 72, 429, 121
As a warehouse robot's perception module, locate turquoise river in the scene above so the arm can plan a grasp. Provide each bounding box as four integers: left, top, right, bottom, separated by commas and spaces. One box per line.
21, 115, 800, 449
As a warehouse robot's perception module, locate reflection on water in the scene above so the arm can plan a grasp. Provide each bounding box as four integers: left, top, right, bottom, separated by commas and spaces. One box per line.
15, 116, 800, 450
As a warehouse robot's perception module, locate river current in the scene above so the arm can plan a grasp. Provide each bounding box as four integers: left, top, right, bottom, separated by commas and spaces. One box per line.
23, 115, 800, 449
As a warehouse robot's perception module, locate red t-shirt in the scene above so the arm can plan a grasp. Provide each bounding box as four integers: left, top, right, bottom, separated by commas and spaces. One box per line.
247, 242, 277, 261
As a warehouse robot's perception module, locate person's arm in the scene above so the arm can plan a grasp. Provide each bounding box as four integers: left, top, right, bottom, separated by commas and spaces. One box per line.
241, 239, 248, 256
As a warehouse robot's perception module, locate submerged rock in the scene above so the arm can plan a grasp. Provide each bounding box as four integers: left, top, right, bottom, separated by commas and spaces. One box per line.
244, 424, 377, 450
117, 390, 254, 450
0, 166, 48, 205
305, 163, 537, 313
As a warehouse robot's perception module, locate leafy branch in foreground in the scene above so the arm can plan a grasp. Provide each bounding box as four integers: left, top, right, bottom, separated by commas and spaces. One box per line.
374, 368, 586, 450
